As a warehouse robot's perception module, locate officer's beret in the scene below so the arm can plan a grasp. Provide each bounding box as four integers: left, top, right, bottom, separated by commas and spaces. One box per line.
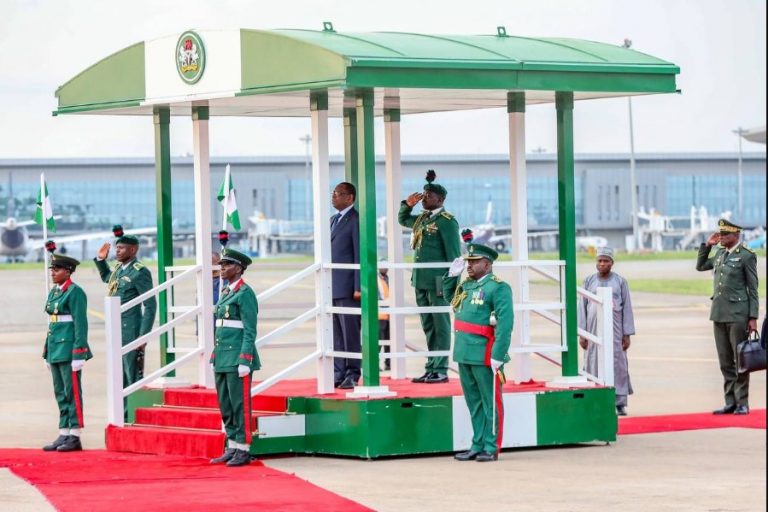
49, 253, 80, 272
423, 169, 447, 199
220, 248, 252, 269
116, 234, 139, 246
718, 218, 742, 234
464, 243, 498, 262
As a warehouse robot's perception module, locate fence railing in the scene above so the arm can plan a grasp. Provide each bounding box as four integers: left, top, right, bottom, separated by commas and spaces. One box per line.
105, 259, 615, 425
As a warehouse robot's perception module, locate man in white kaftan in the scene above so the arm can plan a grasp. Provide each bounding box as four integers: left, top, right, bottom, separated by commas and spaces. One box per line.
578, 247, 636, 416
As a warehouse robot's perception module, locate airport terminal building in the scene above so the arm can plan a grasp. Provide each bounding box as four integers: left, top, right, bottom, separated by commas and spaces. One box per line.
1, 152, 765, 251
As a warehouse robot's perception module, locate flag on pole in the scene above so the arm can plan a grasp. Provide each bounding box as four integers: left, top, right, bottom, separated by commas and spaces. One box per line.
217, 165, 241, 230
34, 178, 56, 233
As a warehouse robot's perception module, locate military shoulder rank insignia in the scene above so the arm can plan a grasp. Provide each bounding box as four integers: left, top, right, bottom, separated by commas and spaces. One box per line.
133, 262, 145, 270
742, 244, 755, 254
492, 275, 503, 283
440, 211, 454, 220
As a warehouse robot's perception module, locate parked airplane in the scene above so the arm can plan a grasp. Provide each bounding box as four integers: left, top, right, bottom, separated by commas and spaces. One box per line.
1, 217, 155, 262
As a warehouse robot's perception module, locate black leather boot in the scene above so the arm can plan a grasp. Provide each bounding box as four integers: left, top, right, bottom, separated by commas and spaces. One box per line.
226, 449, 252, 467
210, 448, 236, 464
57, 435, 83, 452
43, 435, 69, 452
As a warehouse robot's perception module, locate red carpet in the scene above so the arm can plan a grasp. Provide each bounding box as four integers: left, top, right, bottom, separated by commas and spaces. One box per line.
618, 408, 766, 435
255, 376, 553, 399
0, 449, 372, 512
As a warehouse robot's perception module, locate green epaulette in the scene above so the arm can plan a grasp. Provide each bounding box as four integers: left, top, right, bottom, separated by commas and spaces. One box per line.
491, 275, 503, 283
132, 261, 145, 271
740, 244, 755, 254
440, 211, 454, 220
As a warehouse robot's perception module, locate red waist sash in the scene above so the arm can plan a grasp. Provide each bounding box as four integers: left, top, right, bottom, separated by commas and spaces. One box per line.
454, 319, 495, 366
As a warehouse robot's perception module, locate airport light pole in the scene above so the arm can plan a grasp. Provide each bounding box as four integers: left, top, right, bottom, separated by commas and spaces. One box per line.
732, 126, 745, 220
623, 39, 639, 252
300, 134, 312, 220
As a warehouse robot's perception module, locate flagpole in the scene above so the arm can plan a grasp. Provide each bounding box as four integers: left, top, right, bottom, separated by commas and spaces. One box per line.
218, 165, 231, 299
41, 172, 50, 293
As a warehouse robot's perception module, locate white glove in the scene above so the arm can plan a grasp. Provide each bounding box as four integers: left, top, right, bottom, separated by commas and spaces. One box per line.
448, 257, 465, 277
71, 359, 85, 371
210, 363, 215, 373
237, 364, 250, 377
490, 359, 503, 373
44, 360, 50, 370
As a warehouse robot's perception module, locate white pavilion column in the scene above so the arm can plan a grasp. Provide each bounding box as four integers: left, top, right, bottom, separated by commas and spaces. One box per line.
192, 105, 215, 389
507, 92, 532, 383
310, 91, 334, 394
384, 107, 406, 379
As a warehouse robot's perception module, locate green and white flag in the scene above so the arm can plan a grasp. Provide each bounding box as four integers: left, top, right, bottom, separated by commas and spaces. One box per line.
34, 176, 56, 233
217, 164, 241, 230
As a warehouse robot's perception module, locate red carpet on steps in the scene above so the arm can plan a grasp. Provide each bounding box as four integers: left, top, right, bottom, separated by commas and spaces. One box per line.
618, 408, 766, 435
0, 449, 372, 512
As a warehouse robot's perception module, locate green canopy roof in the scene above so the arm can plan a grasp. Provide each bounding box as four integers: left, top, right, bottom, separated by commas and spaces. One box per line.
55, 28, 679, 117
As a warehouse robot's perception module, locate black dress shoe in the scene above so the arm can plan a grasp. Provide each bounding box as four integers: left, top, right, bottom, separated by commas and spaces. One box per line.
476, 451, 498, 462
226, 449, 251, 467
712, 404, 737, 415
57, 435, 82, 452
733, 405, 750, 415
616, 405, 627, 416
454, 450, 480, 461
424, 372, 448, 384
411, 372, 432, 383
210, 448, 236, 464
338, 376, 357, 390
43, 435, 69, 452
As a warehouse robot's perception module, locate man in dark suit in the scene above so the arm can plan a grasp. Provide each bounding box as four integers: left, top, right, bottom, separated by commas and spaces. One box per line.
331, 182, 361, 389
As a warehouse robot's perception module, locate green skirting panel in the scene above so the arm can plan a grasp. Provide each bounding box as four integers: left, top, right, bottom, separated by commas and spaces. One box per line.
303, 396, 454, 458
126, 388, 164, 424
536, 388, 617, 445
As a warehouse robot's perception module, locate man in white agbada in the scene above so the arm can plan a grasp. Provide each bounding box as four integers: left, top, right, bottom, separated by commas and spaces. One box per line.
578, 247, 636, 416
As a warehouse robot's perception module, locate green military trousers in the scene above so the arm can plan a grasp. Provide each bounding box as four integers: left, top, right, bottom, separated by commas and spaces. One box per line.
50, 362, 83, 429
415, 288, 450, 373
713, 320, 750, 407
458, 363, 504, 454
215, 371, 253, 444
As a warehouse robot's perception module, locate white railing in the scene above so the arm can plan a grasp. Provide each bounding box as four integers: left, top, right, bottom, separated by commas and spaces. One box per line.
105, 264, 203, 426
106, 258, 615, 423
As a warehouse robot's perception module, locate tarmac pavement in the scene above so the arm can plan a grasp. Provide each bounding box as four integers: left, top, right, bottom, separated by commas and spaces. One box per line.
0, 257, 765, 511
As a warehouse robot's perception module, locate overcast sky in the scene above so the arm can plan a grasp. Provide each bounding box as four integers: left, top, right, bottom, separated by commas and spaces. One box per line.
0, 0, 765, 158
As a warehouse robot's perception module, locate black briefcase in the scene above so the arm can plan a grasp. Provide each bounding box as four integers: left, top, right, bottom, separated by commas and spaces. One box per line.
737, 331, 766, 374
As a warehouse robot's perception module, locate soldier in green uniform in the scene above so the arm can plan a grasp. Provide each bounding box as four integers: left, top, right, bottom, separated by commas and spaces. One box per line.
444, 241, 513, 462
398, 170, 461, 383
209, 248, 260, 467
42, 253, 93, 452
94, 227, 156, 390
696, 219, 759, 415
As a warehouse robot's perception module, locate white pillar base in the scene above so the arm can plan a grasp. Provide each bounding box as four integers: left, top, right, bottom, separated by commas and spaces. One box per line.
145, 377, 191, 389
546, 375, 596, 389
346, 385, 397, 398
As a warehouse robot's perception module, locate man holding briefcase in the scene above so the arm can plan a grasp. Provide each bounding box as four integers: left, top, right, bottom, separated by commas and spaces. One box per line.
696, 219, 759, 415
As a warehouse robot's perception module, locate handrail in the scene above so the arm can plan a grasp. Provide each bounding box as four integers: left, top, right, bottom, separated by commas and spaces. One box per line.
250, 350, 321, 396
122, 264, 201, 311
121, 305, 202, 354
257, 263, 320, 303
255, 306, 320, 348
123, 348, 203, 396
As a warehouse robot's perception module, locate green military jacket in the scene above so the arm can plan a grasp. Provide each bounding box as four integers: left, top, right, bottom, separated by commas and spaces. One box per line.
43, 280, 93, 363
696, 243, 759, 322
444, 273, 514, 365
398, 202, 461, 291
95, 258, 157, 344
211, 280, 260, 372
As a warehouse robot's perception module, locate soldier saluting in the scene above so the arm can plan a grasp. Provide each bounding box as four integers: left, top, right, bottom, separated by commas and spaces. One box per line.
398, 170, 461, 383
696, 218, 759, 415
43, 245, 93, 452
95, 226, 156, 392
